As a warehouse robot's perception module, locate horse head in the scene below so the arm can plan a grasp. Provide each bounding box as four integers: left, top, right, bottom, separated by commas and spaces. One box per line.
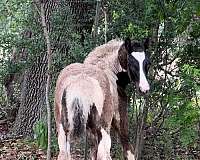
118, 38, 151, 95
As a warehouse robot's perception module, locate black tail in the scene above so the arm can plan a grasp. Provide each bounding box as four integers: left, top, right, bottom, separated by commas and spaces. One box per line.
72, 98, 85, 137
61, 89, 68, 133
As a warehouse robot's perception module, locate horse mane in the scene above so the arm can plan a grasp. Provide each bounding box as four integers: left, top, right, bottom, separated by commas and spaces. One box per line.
84, 39, 124, 69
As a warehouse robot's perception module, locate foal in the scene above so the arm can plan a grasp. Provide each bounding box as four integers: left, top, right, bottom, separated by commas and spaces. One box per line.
54, 38, 150, 160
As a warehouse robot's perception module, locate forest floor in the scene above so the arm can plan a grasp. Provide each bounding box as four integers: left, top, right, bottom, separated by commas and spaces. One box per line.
0, 138, 88, 160
0, 108, 200, 160
0, 137, 85, 160
0, 116, 57, 160
0, 138, 55, 160
0, 119, 85, 160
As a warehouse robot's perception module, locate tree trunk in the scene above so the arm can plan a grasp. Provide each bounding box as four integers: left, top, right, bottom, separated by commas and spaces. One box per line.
11, 55, 48, 137
10, 0, 56, 137
92, 0, 101, 43
68, 0, 95, 33
3, 47, 22, 107
67, 0, 95, 43
135, 99, 149, 160
10, 0, 95, 138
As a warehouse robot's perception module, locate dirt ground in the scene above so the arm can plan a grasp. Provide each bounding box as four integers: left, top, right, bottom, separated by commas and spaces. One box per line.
0, 138, 57, 160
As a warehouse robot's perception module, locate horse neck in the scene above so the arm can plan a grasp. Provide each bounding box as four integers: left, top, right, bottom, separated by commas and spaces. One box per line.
108, 53, 123, 72
96, 54, 123, 77
84, 39, 124, 75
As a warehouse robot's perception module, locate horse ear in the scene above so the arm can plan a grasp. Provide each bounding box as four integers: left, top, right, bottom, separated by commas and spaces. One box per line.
124, 37, 132, 53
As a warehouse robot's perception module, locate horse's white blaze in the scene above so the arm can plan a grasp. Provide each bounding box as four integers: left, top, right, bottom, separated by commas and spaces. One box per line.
131, 52, 150, 93
127, 150, 135, 160
57, 124, 71, 160
97, 128, 112, 160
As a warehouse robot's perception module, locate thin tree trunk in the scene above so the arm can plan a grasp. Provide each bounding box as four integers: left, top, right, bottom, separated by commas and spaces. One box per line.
135, 99, 148, 160
4, 47, 20, 107
103, 5, 108, 43
38, 1, 52, 159
92, 0, 101, 43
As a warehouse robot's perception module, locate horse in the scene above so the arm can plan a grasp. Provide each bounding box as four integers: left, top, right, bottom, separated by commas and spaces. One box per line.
54, 38, 151, 160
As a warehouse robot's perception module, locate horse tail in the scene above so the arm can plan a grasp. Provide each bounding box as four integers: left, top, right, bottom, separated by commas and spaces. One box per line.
62, 88, 86, 137
72, 98, 85, 137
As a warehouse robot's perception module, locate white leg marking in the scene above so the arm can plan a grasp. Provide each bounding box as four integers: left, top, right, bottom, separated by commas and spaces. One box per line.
127, 150, 135, 160
97, 128, 112, 160
57, 124, 71, 160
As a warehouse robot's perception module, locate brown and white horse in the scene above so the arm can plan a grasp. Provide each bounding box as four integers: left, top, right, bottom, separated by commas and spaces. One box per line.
54, 38, 150, 160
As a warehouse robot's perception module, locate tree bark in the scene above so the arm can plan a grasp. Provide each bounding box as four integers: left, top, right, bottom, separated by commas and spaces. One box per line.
10, 0, 56, 137
10, 56, 48, 137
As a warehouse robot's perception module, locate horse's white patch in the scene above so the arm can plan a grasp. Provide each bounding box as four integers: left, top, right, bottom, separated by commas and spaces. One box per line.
66, 140, 71, 158
67, 96, 74, 132
88, 77, 105, 116
57, 124, 71, 160
131, 52, 150, 93
127, 150, 135, 160
97, 128, 112, 160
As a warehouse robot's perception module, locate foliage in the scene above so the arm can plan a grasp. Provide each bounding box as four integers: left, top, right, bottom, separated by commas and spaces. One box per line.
33, 120, 48, 150
33, 120, 58, 153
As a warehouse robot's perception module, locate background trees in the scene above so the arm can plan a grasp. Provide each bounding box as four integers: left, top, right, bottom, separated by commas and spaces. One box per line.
0, 0, 199, 159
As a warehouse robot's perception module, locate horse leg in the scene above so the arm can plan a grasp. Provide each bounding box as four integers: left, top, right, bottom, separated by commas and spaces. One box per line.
57, 89, 72, 160
114, 89, 135, 160
97, 109, 113, 159
87, 104, 113, 160
87, 127, 112, 160
118, 115, 135, 160
57, 123, 71, 160
86, 104, 102, 160
94, 127, 111, 160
